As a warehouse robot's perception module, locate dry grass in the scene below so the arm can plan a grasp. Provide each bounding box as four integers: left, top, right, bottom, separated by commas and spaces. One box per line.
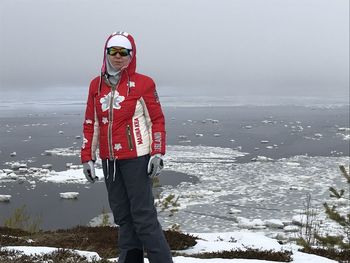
300, 247, 350, 263
0, 225, 196, 259
177, 247, 293, 262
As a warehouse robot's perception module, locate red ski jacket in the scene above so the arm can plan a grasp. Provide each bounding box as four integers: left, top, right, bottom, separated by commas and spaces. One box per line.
81, 32, 166, 163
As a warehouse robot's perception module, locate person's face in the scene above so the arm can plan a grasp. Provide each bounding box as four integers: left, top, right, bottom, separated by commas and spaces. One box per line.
107, 46, 131, 70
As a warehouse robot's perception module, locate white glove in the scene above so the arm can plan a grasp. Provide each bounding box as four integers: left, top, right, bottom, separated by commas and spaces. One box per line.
83, 161, 98, 183
147, 154, 164, 178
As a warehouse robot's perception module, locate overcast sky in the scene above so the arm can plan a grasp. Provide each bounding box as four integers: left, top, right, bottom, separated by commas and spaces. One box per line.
0, 0, 349, 98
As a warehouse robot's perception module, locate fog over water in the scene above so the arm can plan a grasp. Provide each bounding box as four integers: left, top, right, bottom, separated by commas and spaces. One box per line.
0, 0, 349, 99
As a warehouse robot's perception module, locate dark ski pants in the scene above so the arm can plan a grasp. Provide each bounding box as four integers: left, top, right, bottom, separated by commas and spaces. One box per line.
102, 155, 173, 263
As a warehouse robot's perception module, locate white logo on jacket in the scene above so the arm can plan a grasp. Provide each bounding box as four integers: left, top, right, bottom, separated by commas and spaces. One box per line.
128, 81, 135, 88
82, 137, 88, 149
100, 91, 125, 112
114, 143, 122, 151
133, 118, 143, 145
102, 117, 108, 124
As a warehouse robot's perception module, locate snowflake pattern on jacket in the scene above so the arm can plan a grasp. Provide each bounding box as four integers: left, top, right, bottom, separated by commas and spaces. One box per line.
100, 91, 125, 112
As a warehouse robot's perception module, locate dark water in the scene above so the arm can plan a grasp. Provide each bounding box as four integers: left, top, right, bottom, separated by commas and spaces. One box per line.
164, 105, 349, 160
0, 170, 195, 230
0, 103, 349, 230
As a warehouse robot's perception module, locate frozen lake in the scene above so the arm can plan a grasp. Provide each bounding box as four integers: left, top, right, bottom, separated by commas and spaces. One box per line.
0, 96, 349, 235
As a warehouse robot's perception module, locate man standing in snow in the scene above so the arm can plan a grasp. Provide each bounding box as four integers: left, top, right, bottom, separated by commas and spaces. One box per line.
81, 31, 173, 263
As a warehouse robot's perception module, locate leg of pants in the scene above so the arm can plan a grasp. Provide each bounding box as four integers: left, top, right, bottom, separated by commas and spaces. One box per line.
102, 155, 173, 263
103, 159, 143, 263
125, 248, 144, 263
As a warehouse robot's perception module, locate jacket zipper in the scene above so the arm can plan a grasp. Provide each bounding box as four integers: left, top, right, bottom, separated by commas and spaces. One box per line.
126, 125, 134, 150
108, 84, 116, 159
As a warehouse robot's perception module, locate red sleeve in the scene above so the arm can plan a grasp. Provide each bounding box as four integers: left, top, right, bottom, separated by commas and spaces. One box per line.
142, 79, 166, 155
81, 79, 99, 163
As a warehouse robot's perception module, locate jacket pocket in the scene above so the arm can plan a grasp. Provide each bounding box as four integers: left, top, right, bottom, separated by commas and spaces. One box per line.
126, 125, 134, 150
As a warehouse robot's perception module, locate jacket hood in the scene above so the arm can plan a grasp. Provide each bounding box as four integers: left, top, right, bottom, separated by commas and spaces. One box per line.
101, 31, 137, 77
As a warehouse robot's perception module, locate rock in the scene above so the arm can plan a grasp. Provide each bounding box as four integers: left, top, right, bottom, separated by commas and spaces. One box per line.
10, 152, 16, 157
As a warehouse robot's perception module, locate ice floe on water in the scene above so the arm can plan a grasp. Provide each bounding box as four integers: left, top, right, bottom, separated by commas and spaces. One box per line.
1, 144, 349, 239
39, 168, 103, 184
43, 147, 80, 157
336, 127, 350, 141
0, 195, 11, 202
59, 192, 79, 199
158, 145, 349, 235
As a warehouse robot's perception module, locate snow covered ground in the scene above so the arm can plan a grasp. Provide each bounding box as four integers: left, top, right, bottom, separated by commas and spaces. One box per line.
1, 231, 337, 262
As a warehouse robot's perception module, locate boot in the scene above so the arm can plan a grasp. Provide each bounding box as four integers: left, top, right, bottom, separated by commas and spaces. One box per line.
124, 248, 144, 263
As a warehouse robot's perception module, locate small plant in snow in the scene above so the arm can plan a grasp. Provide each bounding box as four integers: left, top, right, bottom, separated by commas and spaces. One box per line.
297, 194, 320, 247
229, 236, 238, 243
100, 207, 110, 227
155, 194, 180, 217
169, 223, 181, 232
215, 236, 224, 242
314, 165, 350, 250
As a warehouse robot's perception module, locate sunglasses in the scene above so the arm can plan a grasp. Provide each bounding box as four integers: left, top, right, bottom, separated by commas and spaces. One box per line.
107, 47, 131, 57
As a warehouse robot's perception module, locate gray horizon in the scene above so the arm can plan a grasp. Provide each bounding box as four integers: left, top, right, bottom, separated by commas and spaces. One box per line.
0, 0, 349, 98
